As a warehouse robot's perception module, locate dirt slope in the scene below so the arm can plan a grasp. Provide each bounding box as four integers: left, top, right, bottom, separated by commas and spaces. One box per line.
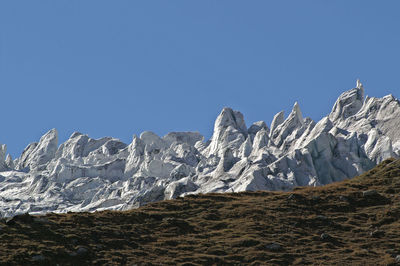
2, 158, 400, 265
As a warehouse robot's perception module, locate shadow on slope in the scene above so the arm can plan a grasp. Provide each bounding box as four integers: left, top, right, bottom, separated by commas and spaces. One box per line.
1, 158, 400, 265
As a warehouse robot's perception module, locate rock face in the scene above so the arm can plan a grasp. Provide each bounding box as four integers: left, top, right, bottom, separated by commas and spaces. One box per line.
0, 144, 7, 171
0, 81, 399, 217
17, 129, 58, 171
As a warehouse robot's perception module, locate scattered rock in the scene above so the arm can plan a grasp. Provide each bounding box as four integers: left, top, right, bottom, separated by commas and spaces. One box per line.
32, 255, 45, 262
287, 194, 303, 201
95, 244, 105, 250
287, 194, 296, 200
76, 247, 88, 256
320, 233, 332, 241
362, 190, 378, 197
69, 246, 88, 257
316, 215, 328, 220
339, 195, 349, 202
265, 242, 282, 251
370, 230, 384, 238
395, 255, 400, 263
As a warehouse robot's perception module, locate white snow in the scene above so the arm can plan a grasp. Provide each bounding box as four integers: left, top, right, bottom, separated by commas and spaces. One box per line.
0, 80, 399, 217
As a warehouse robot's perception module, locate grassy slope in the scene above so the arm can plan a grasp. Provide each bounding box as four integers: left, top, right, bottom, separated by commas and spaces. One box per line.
2, 158, 400, 265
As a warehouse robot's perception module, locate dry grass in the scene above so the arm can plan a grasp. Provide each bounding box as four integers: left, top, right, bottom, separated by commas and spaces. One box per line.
2, 158, 400, 265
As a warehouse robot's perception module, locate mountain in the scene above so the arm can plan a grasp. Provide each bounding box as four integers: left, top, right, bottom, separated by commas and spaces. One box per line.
1, 158, 400, 265
0, 80, 399, 217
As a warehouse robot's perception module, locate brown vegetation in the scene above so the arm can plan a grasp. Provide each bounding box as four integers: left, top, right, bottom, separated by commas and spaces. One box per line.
2, 158, 400, 265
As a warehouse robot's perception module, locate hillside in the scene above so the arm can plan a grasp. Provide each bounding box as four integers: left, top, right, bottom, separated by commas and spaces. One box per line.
1, 158, 400, 265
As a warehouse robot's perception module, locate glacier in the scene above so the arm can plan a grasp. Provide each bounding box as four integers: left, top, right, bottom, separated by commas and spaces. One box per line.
1, 80, 399, 217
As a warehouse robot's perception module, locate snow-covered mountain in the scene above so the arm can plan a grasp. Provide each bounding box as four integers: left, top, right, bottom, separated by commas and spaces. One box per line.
1, 80, 399, 217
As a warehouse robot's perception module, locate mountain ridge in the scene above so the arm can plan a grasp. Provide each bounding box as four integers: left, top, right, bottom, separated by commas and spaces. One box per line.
0, 80, 399, 217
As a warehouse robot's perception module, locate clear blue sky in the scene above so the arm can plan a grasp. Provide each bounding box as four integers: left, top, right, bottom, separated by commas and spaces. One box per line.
1, 1, 400, 158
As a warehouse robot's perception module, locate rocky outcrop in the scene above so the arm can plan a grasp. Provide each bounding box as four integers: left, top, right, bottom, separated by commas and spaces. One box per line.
206, 107, 247, 157
329, 87, 364, 122
0, 80, 399, 217
17, 129, 58, 171
0, 144, 7, 171
270, 102, 307, 150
